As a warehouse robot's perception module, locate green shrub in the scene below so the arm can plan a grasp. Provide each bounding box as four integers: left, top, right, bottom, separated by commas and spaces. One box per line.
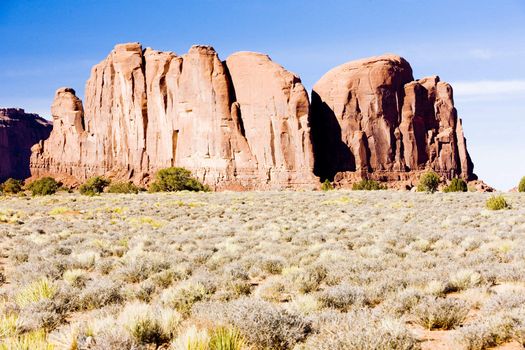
518, 177, 525, 192
26, 177, 61, 196
15, 278, 57, 307
79, 176, 110, 196
352, 179, 387, 191
417, 171, 441, 193
208, 326, 245, 350
107, 181, 141, 194
0, 329, 51, 350
148, 167, 209, 192
321, 179, 334, 191
1, 178, 23, 194
443, 178, 468, 193
486, 195, 509, 210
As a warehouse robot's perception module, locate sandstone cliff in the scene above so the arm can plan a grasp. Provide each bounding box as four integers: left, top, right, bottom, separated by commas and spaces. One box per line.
310, 54, 475, 188
30, 44, 476, 190
31, 43, 316, 189
0, 108, 52, 181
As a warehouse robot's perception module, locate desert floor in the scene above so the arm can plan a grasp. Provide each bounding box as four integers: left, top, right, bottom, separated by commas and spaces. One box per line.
1, 191, 525, 349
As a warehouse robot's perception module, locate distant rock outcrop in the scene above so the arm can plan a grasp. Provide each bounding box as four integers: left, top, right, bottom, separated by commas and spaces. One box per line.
311, 54, 475, 188
0, 108, 52, 181
30, 43, 316, 189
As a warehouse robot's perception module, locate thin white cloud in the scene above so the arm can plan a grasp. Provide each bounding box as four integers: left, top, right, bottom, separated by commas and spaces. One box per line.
468, 48, 495, 60
451, 80, 525, 100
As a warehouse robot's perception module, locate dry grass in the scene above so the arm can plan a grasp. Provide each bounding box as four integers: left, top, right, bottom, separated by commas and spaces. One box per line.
0, 190, 524, 349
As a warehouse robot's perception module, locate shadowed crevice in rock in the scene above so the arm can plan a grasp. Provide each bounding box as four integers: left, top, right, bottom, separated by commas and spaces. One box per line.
310, 91, 355, 181
223, 63, 247, 139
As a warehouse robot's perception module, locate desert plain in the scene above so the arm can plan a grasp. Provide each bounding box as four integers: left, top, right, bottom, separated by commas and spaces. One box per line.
1, 190, 525, 349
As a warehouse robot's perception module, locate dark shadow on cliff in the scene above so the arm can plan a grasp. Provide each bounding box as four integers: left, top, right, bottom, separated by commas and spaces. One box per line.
310, 91, 355, 181
0, 112, 52, 182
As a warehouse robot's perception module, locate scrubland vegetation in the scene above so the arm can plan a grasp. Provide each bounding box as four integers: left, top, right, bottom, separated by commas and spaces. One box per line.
1, 188, 525, 349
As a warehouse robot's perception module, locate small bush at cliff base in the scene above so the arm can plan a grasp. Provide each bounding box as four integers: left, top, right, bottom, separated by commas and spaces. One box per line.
486, 195, 509, 210
0, 178, 23, 194
518, 177, 525, 192
321, 179, 334, 191
443, 178, 468, 193
107, 182, 141, 194
352, 179, 387, 191
26, 177, 61, 196
148, 167, 209, 192
79, 176, 110, 196
417, 171, 441, 193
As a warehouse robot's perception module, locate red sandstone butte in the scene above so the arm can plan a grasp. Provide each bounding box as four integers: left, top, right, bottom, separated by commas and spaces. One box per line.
30, 45, 476, 190
310, 54, 475, 189
30, 43, 317, 190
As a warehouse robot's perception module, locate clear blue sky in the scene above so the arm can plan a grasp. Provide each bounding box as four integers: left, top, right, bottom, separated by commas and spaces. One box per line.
1, 0, 524, 190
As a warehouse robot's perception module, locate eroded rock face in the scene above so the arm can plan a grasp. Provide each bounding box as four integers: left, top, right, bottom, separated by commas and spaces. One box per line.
225, 52, 316, 186
31, 43, 317, 189
0, 108, 52, 181
311, 54, 475, 187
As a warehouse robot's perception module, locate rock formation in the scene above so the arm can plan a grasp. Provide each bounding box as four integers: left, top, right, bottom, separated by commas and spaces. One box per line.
0, 108, 52, 181
225, 52, 315, 187
30, 43, 316, 189
310, 54, 475, 188
30, 44, 476, 190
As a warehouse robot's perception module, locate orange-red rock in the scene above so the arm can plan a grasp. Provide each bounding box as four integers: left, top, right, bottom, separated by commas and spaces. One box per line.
0, 108, 51, 181
31, 45, 477, 190
31, 43, 317, 189
225, 52, 316, 186
311, 54, 475, 187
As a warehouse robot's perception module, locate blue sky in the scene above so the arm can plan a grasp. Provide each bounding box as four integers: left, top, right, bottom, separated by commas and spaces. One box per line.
1, 0, 524, 190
